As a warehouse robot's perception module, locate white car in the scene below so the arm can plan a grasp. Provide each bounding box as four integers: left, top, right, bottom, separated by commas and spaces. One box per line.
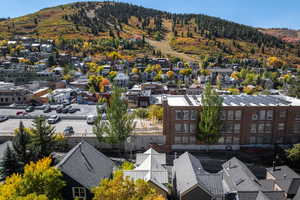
86, 115, 97, 124
48, 115, 60, 124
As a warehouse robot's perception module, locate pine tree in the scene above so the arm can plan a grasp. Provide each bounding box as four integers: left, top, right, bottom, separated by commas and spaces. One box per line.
198, 83, 223, 151
0, 145, 20, 179
13, 121, 31, 166
30, 117, 56, 160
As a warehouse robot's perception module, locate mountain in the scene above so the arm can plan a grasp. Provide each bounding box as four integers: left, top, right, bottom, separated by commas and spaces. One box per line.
0, 1, 299, 65
259, 28, 300, 43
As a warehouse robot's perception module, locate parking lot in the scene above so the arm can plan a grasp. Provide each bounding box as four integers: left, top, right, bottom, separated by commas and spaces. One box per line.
0, 104, 98, 118
0, 118, 94, 136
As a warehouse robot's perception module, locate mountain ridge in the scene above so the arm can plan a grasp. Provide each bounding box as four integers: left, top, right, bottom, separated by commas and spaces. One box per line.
0, 1, 299, 65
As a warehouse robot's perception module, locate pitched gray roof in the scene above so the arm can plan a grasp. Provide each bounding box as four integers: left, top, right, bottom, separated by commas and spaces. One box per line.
174, 152, 223, 197
135, 148, 166, 166
266, 166, 300, 180
237, 191, 286, 200
222, 157, 261, 192
56, 141, 115, 189
266, 166, 300, 195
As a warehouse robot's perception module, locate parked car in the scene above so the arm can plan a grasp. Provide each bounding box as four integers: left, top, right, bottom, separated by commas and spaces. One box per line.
64, 126, 74, 136
43, 105, 51, 113
63, 101, 71, 107
56, 105, 64, 113
0, 116, 8, 122
86, 115, 97, 124
48, 115, 60, 124
62, 106, 71, 114
68, 107, 79, 113
16, 111, 27, 116
25, 106, 34, 112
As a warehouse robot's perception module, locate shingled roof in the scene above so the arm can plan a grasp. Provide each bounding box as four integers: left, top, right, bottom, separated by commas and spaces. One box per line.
56, 141, 115, 189
222, 157, 262, 192
174, 152, 224, 198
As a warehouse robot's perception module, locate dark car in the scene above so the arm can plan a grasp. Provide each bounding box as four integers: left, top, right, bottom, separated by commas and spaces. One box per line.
25, 106, 34, 112
63, 126, 74, 136
68, 107, 79, 113
0, 116, 8, 122
43, 105, 51, 113
62, 106, 71, 113
56, 105, 64, 113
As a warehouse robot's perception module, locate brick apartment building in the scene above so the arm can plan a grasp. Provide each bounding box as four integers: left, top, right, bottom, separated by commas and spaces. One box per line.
162, 95, 300, 147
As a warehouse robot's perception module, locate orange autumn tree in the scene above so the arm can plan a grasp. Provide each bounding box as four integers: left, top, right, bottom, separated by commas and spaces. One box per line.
0, 157, 65, 200
92, 171, 165, 200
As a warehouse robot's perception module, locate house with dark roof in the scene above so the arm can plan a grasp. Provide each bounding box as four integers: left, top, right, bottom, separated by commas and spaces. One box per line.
266, 165, 300, 199
173, 152, 224, 200
56, 141, 115, 200
221, 157, 288, 200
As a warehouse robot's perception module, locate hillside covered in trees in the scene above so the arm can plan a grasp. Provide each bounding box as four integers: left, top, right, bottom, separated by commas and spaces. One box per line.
0, 1, 299, 65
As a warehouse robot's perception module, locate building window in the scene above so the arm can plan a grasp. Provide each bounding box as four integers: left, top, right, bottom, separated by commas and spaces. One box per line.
183, 124, 189, 133
266, 110, 273, 120
224, 136, 232, 144
221, 110, 226, 120
228, 110, 234, 120
182, 136, 189, 144
250, 124, 257, 133
258, 123, 265, 133
175, 110, 183, 120
183, 110, 189, 120
175, 124, 182, 133
72, 187, 86, 200
278, 123, 285, 131
222, 123, 233, 133
294, 123, 300, 134
276, 136, 284, 144
257, 136, 263, 144
190, 124, 196, 133
279, 111, 286, 119
233, 136, 240, 144
235, 110, 242, 120
265, 123, 272, 133
296, 113, 300, 121
175, 136, 181, 144
190, 110, 197, 120
189, 136, 196, 144
263, 136, 272, 144
259, 110, 266, 120
252, 113, 258, 120
234, 124, 240, 134
250, 136, 256, 144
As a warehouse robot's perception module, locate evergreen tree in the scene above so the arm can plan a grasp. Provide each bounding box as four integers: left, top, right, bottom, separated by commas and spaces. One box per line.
0, 145, 20, 179
13, 121, 32, 166
30, 117, 57, 160
198, 83, 223, 151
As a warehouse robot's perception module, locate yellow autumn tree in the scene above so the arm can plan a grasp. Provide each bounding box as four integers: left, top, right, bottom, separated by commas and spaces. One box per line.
131, 67, 139, 73
92, 171, 165, 200
267, 57, 284, 68
0, 157, 65, 200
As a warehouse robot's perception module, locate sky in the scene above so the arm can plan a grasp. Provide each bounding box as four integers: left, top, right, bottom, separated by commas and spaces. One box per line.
1, 0, 300, 29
